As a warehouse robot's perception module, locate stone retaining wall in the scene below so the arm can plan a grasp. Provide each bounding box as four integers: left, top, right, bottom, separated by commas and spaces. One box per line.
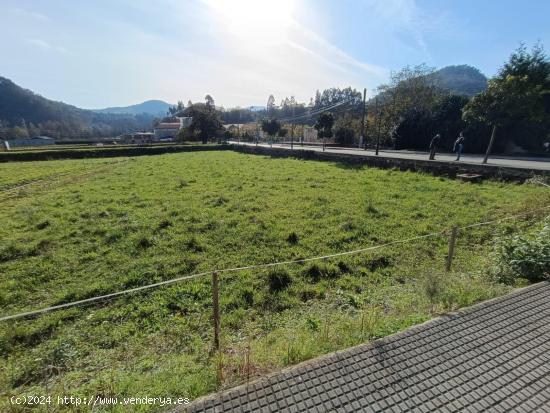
232, 144, 549, 181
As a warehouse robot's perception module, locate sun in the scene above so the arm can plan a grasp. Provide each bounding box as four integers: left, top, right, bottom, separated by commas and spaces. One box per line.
204, 0, 295, 42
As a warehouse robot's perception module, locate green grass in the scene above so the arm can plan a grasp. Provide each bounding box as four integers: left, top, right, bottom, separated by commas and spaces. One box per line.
0, 151, 548, 411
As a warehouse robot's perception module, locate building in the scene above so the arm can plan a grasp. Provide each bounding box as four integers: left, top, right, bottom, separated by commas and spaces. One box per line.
303, 127, 318, 142
4, 136, 56, 148
223, 124, 244, 133
154, 117, 192, 140
119, 132, 155, 144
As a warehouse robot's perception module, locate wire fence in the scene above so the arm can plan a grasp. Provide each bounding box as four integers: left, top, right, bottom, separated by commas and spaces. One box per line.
1, 204, 548, 323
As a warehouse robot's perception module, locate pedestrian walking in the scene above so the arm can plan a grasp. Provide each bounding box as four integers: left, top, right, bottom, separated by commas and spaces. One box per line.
429, 133, 441, 160
453, 132, 465, 161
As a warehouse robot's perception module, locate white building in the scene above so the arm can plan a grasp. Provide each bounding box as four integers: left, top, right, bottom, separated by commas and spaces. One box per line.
303, 127, 318, 142
154, 117, 192, 140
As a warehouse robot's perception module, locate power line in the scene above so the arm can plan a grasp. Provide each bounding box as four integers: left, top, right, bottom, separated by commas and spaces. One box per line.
278, 100, 356, 123
1, 205, 548, 322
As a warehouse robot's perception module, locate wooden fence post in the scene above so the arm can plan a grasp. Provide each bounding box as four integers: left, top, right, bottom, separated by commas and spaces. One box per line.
446, 226, 458, 272
212, 271, 220, 351
246, 337, 251, 384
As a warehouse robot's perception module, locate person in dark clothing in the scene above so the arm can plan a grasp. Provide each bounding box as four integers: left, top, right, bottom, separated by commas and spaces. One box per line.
453, 132, 465, 161
429, 133, 441, 160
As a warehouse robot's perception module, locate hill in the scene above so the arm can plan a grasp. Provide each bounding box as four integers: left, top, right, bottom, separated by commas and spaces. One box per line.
94, 100, 172, 116
0, 77, 154, 139
428, 65, 488, 96
249, 105, 266, 112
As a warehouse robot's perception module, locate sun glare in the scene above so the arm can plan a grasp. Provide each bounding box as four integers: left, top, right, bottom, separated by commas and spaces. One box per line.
204, 0, 295, 42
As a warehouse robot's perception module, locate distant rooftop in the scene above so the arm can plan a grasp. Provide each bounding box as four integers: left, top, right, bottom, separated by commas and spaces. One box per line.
155, 123, 181, 130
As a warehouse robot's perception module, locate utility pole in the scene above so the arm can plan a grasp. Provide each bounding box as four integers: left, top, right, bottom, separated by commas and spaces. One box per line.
291, 103, 295, 149
375, 98, 382, 156
360, 88, 367, 150
237, 110, 241, 145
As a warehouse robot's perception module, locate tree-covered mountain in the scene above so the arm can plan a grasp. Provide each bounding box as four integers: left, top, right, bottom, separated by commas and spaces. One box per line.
428, 65, 488, 96
0, 77, 154, 139
94, 100, 172, 116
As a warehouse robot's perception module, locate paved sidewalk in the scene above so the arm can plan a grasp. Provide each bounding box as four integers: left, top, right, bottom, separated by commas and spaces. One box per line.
181, 282, 550, 412
232, 142, 550, 172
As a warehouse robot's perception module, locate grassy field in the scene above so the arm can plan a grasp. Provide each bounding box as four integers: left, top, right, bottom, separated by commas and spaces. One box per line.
0, 151, 548, 411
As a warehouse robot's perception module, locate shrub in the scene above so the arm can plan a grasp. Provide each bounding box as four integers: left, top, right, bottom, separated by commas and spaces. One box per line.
158, 219, 173, 229
137, 236, 153, 249
36, 220, 50, 230
0, 144, 231, 162
305, 263, 340, 282
240, 288, 255, 307
299, 286, 326, 302
367, 256, 392, 271
366, 203, 379, 214
0, 243, 23, 262
186, 237, 204, 252
286, 232, 299, 244
337, 260, 351, 273
492, 220, 550, 284
268, 269, 292, 292
423, 272, 446, 314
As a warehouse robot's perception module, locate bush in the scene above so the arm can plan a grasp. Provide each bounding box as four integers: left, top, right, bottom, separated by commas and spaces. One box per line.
0, 144, 231, 162
268, 269, 292, 292
492, 220, 550, 284
305, 263, 340, 282
136, 236, 153, 249
286, 232, 299, 244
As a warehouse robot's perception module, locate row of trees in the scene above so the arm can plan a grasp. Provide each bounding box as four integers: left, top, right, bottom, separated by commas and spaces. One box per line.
0, 116, 153, 140
379, 45, 549, 153
170, 43, 549, 154
463, 44, 550, 153
169, 87, 365, 144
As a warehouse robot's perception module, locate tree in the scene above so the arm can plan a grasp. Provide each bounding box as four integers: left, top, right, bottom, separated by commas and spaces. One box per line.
168, 100, 185, 115
266, 95, 276, 116
432, 94, 468, 149
0, 76, 155, 139
313, 87, 362, 109
277, 128, 288, 138
463, 44, 550, 156
205, 95, 215, 108
261, 118, 281, 138
314, 112, 334, 140
391, 108, 434, 150
183, 103, 222, 144
220, 107, 256, 124
377, 65, 444, 141
334, 114, 358, 145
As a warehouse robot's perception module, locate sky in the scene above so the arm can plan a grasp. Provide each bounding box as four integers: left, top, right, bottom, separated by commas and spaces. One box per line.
0, 0, 548, 109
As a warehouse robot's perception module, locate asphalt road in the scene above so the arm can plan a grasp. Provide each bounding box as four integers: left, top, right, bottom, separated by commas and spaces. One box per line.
231, 141, 550, 171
